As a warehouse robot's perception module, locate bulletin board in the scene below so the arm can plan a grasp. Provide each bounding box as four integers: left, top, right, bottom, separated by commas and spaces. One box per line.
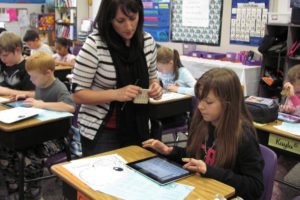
171, 0, 223, 46
0, 0, 45, 3
142, 0, 170, 42
230, 0, 269, 46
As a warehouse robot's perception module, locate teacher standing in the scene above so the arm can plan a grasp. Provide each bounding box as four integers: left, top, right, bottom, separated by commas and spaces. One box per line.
72, 0, 162, 156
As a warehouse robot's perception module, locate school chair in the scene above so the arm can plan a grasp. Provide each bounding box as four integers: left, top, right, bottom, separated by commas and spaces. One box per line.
160, 97, 198, 146
44, 105, 82, 173
259, 144, 278, 200
292, 196, 300, 200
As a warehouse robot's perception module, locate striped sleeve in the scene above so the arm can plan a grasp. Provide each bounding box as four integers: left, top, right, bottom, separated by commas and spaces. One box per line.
72, 34, 100, 91
144, 32, 158, 80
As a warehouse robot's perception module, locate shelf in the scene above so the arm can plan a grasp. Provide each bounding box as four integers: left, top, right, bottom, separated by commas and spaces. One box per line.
55, 6, 76, 9
56, 22, 75, 26
288, 56, 300, 61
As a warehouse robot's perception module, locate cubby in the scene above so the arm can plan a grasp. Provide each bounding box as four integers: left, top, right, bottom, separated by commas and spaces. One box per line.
258, 23, 300, 100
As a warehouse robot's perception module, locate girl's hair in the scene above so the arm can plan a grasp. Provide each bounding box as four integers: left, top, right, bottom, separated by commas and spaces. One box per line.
287, 64, 300, 85
157, 46, 183, 80
187, 68, 255, 168
56, 37, 72, 53
94, 0, 144, 50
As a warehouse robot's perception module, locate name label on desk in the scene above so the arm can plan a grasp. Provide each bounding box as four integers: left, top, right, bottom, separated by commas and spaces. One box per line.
268, 134, 300, 155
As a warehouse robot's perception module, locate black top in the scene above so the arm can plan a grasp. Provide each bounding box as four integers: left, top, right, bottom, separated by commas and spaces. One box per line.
0, 59, 35, 90
168, 125, 264, 200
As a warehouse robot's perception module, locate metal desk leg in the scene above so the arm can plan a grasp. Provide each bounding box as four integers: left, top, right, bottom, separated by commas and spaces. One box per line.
17, 151, 25, 200
64, 137, 72, 161
150, 119, 163, 140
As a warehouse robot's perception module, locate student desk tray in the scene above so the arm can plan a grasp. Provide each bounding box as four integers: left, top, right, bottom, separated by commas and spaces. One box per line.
254, 120, 300, 156
181, 55, 261, 96
0, 105, 72, 200
149, 93, 192, 139
55, 65, 73, 83
51, 145, 235, 200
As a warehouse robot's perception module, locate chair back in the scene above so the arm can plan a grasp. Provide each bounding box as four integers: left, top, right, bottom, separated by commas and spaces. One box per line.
259, 144, 277, 200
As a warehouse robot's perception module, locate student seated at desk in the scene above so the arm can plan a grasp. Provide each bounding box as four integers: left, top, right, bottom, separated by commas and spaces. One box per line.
14, 51, 75, 112
53, 37, 76, 67
23, 29, 53, 56
157, 46, 196, 96
1, 51, 76, 199
143, 68, 264, 200
0, 32, 35, 96
280, 64, 300, 116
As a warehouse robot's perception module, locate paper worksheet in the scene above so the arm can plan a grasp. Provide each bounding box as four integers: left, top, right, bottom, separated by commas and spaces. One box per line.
150, 92, 188, 103
63, 154, 194, 200
274, 122, 300, 136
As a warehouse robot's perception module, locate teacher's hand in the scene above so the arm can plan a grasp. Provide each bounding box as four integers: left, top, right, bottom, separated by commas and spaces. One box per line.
148, 81, 162, 100
115, 85, 141, 102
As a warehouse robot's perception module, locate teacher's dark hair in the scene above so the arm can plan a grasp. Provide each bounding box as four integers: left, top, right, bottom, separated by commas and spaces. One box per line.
94, 0, 144, 50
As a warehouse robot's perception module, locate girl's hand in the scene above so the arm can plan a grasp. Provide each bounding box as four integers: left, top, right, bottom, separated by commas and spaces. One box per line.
142, 139, 173, 155
24, 98, 44, 108
283, 82, 295, 97
148, 81, 162, 100
115, 85, 141, 102
167, 84, 179, 93
280, 104, 296, 114
182, 158, 207, 174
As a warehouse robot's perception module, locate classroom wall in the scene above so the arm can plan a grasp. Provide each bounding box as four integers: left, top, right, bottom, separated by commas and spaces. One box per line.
90, 0, 291, 55
159, 0, 258, 54
0, 3, 44, 38
1, 1, 89, 40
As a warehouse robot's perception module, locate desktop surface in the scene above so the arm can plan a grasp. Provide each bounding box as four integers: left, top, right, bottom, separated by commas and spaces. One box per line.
52, 145, 235, 200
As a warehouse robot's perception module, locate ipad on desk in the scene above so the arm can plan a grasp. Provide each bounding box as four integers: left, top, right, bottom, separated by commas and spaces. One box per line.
278, 112, 300, 123
0, 107, 40, 124
4, 100, 31, 108
127, 156, 192, 185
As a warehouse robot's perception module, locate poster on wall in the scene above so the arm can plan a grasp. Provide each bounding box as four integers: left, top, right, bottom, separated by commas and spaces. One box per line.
171, 0, 223, 46
230, 0, 269, 46
142, 0, 170, 42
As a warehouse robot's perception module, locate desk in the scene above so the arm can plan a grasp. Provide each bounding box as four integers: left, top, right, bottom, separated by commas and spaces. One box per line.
51, 145, 235, 200
0, 105, 72, 199
149, 93, 192, 140
55, 65, 73, 83
181, 55, 261, 96
254, 121, 300, 156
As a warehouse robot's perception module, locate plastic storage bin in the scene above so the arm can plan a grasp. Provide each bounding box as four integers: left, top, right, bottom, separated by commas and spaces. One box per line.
268, 12, 291, 24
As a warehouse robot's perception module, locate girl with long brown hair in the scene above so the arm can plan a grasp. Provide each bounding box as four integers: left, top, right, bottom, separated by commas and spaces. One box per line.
143, 68, 264, 200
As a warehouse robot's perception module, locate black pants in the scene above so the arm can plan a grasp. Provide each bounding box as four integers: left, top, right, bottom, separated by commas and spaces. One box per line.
81, 128, 121, 157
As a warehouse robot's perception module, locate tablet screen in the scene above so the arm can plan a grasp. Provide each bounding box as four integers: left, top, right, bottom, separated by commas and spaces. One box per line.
127, 156, 191, 185
4, 100, 31, 108
278, 112, 300, 123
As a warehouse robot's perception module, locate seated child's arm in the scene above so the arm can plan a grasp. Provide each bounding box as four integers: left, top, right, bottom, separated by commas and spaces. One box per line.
0, 86, 34, 97
24, 98, 75, 113
289, 95, 300, 107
